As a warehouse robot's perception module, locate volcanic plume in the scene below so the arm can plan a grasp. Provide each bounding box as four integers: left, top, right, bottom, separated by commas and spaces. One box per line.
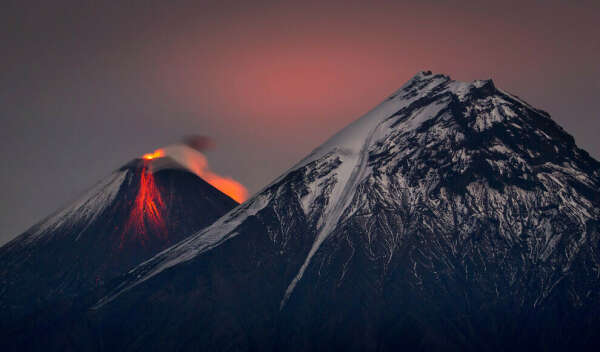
149, 144, 248, 203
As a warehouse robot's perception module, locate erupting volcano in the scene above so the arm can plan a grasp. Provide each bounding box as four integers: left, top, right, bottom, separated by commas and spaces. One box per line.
120, 160, 167, 247
0, 148, 238, 331
121, 143, 248, 248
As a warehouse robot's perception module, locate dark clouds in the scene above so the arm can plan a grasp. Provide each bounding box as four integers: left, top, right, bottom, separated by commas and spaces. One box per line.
182, 135, 214, 152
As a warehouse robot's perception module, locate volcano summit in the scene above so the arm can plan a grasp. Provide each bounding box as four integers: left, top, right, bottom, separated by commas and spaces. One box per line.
0, 149, 238, 343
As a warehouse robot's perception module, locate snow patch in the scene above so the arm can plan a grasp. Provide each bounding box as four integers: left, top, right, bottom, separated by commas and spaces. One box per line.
26, 171, 127, 243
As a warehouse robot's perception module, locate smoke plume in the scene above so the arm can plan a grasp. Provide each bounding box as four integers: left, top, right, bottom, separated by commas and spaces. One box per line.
157, 143, 248, 203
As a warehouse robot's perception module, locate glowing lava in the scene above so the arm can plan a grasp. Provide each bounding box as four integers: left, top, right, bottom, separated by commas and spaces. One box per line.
120, 161, 167, 247
142, 149, 165, 160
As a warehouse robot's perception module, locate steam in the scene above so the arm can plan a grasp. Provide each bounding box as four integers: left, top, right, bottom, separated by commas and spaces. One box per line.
156, 139, 248, 203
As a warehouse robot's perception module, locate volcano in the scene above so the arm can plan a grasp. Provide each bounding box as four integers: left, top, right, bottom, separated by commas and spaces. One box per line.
0, 151, 238, 332
80, 72, 600, 351
6, 72, 600, 351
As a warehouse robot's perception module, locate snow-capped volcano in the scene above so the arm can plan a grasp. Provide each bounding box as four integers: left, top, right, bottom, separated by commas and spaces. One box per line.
100, 72, 599, 307
14, 72, 600, 351
0, 149, 238, 330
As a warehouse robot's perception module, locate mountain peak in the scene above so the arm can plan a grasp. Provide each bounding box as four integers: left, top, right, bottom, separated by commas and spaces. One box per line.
409, 70, 448, 81
399, 70, 497, 99
300, 72, 504, 172
79, 72, 600, 350
97, 72, 600, 312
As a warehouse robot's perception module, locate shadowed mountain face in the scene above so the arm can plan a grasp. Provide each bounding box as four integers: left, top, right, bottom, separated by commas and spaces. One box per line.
0, 157, 238, 340
7, 72, 600, 351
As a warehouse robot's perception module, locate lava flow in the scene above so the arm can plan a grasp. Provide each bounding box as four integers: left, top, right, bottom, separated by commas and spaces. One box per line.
120, 160, 167, 247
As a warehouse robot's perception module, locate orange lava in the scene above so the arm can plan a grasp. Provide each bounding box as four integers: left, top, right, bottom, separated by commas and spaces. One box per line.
120, 161, 167, 247
142, 149, 165, 160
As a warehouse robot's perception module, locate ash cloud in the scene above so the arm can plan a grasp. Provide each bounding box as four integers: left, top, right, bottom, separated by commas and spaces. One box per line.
182, 135, 215, 152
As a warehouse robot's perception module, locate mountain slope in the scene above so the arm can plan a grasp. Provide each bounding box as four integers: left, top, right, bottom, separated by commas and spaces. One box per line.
86, 72, 600, 350
0, 154, 238, 332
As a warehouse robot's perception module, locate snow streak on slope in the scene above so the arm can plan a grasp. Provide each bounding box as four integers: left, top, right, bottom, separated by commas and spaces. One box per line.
280, 74, 447, 308
279, 72, 451, 307
24, 171, 127, 244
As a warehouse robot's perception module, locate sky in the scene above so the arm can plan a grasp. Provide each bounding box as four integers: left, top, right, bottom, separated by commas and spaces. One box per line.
1, 0, 599, 245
